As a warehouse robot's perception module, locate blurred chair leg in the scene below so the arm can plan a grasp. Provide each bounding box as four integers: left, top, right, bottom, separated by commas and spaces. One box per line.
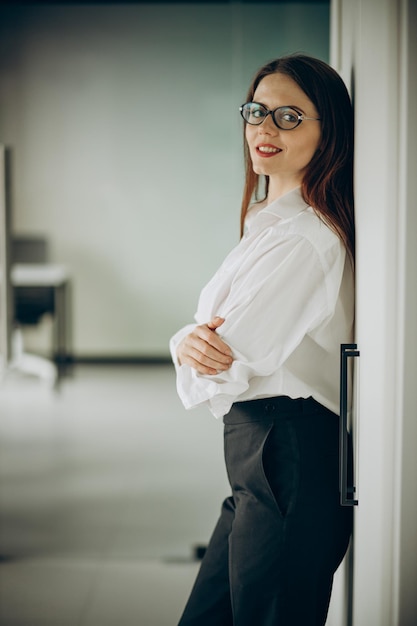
9, 326, 57, 387
53, 280, 72, 377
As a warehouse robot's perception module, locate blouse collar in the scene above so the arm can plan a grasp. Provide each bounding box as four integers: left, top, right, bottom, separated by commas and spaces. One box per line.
245, 186, 309, 234
262, 186, 309, 220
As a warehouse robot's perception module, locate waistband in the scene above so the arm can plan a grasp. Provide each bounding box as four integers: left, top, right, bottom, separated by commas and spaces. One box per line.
223, 395, 334, 425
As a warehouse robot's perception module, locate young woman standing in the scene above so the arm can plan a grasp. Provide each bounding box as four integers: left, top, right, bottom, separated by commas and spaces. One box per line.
170, 54, 355, 626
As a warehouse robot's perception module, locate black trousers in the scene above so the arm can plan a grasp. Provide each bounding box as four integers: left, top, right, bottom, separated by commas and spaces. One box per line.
177, 396, 353, 626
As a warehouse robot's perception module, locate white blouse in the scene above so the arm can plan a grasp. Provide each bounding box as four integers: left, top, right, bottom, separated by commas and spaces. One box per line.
170, 187, 354, 419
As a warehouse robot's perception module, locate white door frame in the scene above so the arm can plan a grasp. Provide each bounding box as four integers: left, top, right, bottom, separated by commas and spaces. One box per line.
330, 0, 417, 624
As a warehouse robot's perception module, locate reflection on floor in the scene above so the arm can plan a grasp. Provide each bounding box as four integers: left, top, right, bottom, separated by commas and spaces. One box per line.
0, 364, 230, 625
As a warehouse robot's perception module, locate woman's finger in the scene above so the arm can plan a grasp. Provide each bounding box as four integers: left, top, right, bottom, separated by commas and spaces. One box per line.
177, 323, 233, 372
207, 316, 225, 331
179, 353, 219, 375
179, 338, 232, 369
194, 322, 233, 357
188, 330, 232, 365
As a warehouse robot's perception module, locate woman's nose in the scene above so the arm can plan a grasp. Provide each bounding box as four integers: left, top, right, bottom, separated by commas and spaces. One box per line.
258, 114, 278, 134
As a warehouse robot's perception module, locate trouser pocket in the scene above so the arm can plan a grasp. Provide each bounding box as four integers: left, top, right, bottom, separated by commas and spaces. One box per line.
261, 418, 299, 517
224, 418, 299, 518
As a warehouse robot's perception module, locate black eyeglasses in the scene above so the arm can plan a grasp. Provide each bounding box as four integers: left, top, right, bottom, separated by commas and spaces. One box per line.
239, 102, 321, 131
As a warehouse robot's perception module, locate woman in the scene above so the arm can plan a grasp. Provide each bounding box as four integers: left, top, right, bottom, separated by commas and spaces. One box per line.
170, 54, 355, 626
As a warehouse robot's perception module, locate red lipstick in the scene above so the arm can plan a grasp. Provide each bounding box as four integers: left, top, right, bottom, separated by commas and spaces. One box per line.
256, 143, 282, 158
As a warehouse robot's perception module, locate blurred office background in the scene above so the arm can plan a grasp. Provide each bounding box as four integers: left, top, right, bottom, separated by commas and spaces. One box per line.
0, 1, 331, 624
0, 0, 329, 360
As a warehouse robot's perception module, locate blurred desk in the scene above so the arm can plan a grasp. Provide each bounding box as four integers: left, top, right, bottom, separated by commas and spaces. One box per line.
11, 263, 72, 367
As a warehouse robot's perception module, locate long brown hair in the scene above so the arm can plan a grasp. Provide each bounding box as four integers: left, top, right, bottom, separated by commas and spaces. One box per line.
240, 54, 355, 258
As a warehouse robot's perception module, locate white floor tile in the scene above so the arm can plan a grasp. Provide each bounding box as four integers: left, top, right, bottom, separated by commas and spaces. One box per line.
80, 559, 199, 626
0, 557, 98, 624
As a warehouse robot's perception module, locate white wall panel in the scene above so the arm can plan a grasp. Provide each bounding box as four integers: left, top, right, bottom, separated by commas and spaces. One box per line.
331, 0, 417, 623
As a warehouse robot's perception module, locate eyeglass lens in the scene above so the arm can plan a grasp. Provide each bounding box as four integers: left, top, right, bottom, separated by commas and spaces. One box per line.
241, 103, 301, 130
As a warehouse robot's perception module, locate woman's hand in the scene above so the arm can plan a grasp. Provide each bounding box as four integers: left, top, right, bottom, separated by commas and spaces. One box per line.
177, 317, 233, 375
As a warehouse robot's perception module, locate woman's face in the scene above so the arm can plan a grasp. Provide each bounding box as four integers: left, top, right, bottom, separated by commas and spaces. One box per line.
246, 72, 321, 191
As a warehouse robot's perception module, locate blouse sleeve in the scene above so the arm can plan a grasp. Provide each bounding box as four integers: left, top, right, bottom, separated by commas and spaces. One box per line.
174, 232, 340, 418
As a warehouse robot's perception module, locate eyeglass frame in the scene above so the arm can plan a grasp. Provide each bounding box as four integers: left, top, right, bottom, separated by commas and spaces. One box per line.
239, 102, 321, 131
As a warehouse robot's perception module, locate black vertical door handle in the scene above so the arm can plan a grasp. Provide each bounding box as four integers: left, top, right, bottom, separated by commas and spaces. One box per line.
340, 343, 360, 506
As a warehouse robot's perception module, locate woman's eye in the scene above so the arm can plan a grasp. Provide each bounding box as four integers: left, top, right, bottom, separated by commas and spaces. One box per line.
252, 108, 265, 119
281, 111, 298, 123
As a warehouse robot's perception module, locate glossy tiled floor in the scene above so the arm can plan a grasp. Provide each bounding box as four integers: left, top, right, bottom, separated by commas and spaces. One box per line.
0, 364, 230, 625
